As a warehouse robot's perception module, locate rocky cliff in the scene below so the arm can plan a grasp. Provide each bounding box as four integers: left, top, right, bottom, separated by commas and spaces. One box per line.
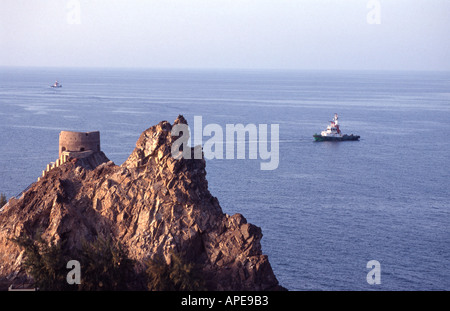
0, 116, 284, 291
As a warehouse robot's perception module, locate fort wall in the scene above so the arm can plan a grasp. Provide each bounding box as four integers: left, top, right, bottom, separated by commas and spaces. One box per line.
37, 131, 102, 182
59, 131, 100, 157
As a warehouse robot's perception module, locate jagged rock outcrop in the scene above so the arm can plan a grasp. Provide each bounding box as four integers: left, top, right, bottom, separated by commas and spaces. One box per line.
0, 116, 284, 291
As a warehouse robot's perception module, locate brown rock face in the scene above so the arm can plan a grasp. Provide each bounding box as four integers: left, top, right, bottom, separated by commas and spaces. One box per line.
0, 116, 284, 291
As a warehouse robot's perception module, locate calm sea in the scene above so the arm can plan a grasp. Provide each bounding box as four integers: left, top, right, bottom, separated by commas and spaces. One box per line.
0, 67, 449, 290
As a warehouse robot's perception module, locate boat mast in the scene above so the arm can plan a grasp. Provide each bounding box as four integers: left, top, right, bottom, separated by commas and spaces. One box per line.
334, 113, 341, 134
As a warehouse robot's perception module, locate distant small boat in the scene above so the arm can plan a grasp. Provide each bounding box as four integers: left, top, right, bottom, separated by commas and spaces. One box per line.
313, 113, 360, 142
51, 80, 62, 88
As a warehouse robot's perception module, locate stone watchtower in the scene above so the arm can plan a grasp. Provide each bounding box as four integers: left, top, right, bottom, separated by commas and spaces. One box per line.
38, 131, 104, 182
59, 131, 101, 157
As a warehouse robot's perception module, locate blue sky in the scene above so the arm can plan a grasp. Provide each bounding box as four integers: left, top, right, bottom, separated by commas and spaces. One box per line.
1, 0, 449, 70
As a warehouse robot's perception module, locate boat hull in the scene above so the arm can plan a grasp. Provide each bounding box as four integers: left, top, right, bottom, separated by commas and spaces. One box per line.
313, 134, 360, 142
